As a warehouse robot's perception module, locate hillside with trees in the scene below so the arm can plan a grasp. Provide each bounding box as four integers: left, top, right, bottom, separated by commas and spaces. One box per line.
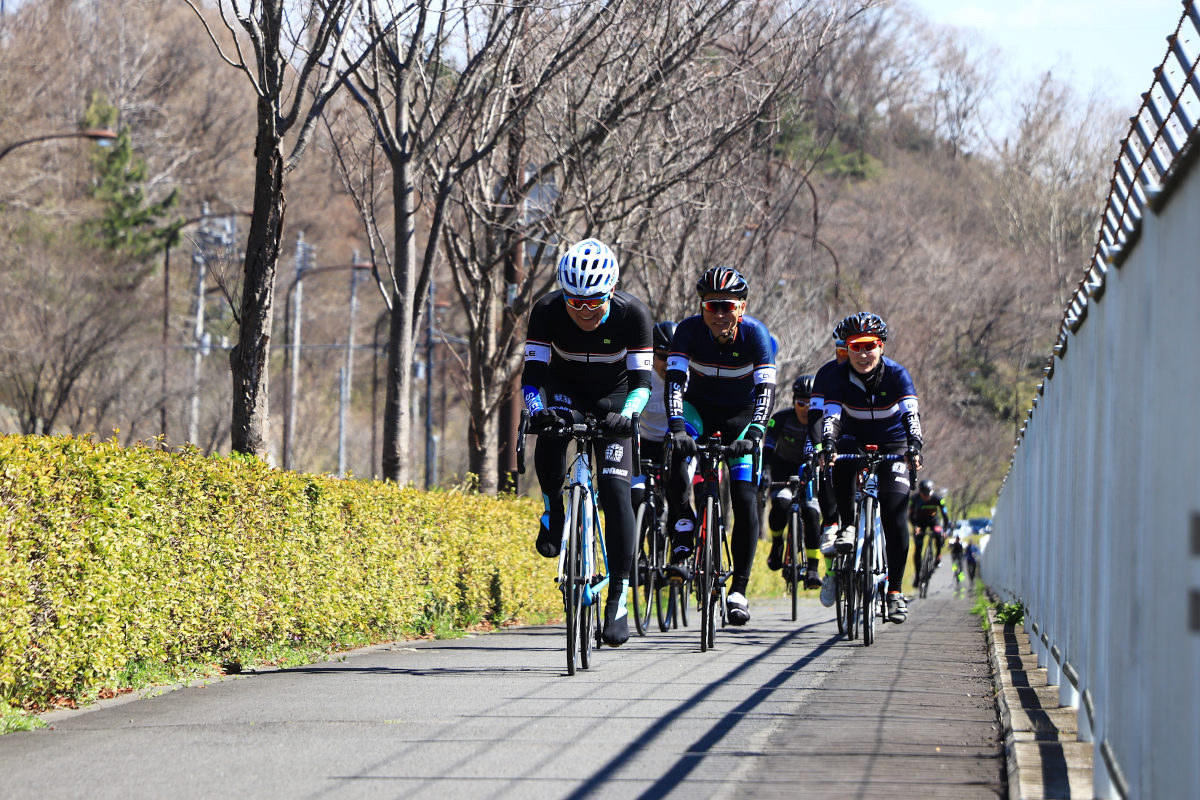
0, 0, 1123, 513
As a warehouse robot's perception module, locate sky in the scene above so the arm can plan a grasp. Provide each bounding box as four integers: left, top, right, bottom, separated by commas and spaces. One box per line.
904, 0, 1187, 114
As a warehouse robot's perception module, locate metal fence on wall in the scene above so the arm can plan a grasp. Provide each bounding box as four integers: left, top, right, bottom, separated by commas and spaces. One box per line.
985, 3, 1200, 798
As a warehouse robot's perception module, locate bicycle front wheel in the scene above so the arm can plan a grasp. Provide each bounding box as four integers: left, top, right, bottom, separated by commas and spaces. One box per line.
699, 495, 717, 652
861, 498, 878, 647
787, 508, 801, 621
564, 486, 584, 675
919, 535, 935, 599
631, 502, 655, 635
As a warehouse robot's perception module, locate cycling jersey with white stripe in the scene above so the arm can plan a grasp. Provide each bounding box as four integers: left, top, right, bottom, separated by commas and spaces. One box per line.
664, 313, 776, 423
821, 357, 920, 446
521, 290, 653, 411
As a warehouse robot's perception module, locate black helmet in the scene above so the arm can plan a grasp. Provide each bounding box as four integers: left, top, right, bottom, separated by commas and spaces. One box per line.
918, 479, 934, 494
653, 320, 677, 352
695, 266, 749, 299
792, 374, 815, 398
838, 311, 888, 341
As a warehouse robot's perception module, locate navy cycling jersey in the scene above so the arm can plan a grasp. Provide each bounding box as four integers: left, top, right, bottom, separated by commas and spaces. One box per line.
664, 313, 777, 430
820, 357, 922, 448
521, 290, 653, 413
764, 408, 814, 466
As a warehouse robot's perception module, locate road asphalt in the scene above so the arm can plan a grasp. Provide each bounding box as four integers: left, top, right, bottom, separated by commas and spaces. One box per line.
2, 563, 1009, 799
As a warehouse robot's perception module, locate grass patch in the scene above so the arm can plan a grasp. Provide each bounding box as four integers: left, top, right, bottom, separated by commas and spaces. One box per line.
1, 706, 46, 734
969, 584, 1025, 631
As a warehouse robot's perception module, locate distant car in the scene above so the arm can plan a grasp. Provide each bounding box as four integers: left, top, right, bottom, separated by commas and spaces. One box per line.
967, 517, 992, 535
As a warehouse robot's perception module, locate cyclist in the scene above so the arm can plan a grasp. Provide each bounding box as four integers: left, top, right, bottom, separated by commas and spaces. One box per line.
521, 238, 653, 647
809, 323, 850, 607
630, 321, 679, 512
762, 374, 822, 590
664, 266, 777, 626
820, 312, 923, 624
965, 538, 980, 583
909, 479, 951, 586
949, 534, 966, 591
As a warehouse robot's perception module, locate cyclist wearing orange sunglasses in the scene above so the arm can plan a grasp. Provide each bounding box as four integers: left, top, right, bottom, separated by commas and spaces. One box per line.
662, 265, 777, 626
819, 311, 923, 624
521, 238, 653, 647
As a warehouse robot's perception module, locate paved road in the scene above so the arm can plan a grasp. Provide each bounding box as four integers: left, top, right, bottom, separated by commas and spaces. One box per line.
1, 565, 1002, 799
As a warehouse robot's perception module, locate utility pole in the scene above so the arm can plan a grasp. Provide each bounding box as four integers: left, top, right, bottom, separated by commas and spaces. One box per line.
337, 255, 361, 478
187, 204, 210, 445
284, 233, 313, 471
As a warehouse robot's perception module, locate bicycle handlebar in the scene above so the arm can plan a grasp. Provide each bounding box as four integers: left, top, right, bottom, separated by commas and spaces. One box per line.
515, 409, 641, 475
829, 451, 916, 486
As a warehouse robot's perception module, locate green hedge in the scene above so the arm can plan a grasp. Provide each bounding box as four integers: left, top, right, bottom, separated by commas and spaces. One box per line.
0, 435, 557, 708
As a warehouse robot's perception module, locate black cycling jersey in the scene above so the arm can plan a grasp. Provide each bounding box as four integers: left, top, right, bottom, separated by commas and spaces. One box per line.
909, 492, 951, 528
764, 407, 814, 467
521, 290, 653, 414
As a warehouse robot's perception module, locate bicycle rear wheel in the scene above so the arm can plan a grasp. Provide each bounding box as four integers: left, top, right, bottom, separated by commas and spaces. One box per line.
787, 508, 801, 621
861, 498, 878, 646
631, 502, 655, 635
564, 486, 584, 675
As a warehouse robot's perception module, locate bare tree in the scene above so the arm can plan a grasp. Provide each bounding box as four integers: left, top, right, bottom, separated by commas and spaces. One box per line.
182, 0, 363, 458
437, 0, 869, 492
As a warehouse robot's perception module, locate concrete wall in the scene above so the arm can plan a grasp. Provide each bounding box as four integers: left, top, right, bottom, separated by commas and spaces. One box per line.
986, 149, 1200, 799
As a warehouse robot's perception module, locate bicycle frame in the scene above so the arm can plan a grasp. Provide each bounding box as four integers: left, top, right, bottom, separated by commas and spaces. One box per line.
557, 431, 610, 608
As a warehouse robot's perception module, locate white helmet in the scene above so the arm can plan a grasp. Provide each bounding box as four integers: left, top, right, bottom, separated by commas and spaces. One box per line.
557, 238, 618, 297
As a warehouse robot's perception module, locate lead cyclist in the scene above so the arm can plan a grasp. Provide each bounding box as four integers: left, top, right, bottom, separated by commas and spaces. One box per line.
521, 238, 653, 647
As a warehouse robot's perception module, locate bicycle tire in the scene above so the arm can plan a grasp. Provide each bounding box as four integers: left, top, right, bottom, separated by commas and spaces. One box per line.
631, 502, 654, 636
918, 534, 935, 599
787, 507, 801, 621
862, 497, 877, 647
835, 553, 847, 634
564, 485, 583, 675
699, 495, 717, 652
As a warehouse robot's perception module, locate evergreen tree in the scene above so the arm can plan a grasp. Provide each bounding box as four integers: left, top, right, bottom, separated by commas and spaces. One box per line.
82, 91, 180, 276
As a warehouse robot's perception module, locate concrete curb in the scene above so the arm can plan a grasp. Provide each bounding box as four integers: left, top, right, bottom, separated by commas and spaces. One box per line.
985, 608, 1093, 800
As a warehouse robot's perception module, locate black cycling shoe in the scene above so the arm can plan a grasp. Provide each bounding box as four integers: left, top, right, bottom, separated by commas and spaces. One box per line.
602, 598, 630, 647
535, 511, 563, 558
766, 538, 784, 571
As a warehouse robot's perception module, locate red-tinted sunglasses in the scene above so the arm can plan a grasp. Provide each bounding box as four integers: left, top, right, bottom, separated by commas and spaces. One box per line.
564, 294, 610, 311
701, 299, 742, 314
847, 338, 882, 353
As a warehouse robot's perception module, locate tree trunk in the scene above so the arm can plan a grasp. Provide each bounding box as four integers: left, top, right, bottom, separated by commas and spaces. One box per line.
380, 73, 417, 484
230, 111, 284, 458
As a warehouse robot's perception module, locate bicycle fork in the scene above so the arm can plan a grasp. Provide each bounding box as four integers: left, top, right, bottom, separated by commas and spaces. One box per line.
556, 464, 610, 607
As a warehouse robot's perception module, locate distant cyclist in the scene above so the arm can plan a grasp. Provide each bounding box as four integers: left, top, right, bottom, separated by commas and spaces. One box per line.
810, 321, 850, 607
949, 535, 966, 590
820, 312, 923, 624
664, 266, 777, 626
521, 238, 653, 647
762, 374, 822, 589
909, 479, 950, 586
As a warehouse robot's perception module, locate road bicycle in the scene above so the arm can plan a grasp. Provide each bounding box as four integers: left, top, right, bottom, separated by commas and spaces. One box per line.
689, 433, 754, 652
832, 446, 910, 646
631, 452, 688, 634
914, 526, 939, 599
766, 459, 816, 621
518, 410, 638, 674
